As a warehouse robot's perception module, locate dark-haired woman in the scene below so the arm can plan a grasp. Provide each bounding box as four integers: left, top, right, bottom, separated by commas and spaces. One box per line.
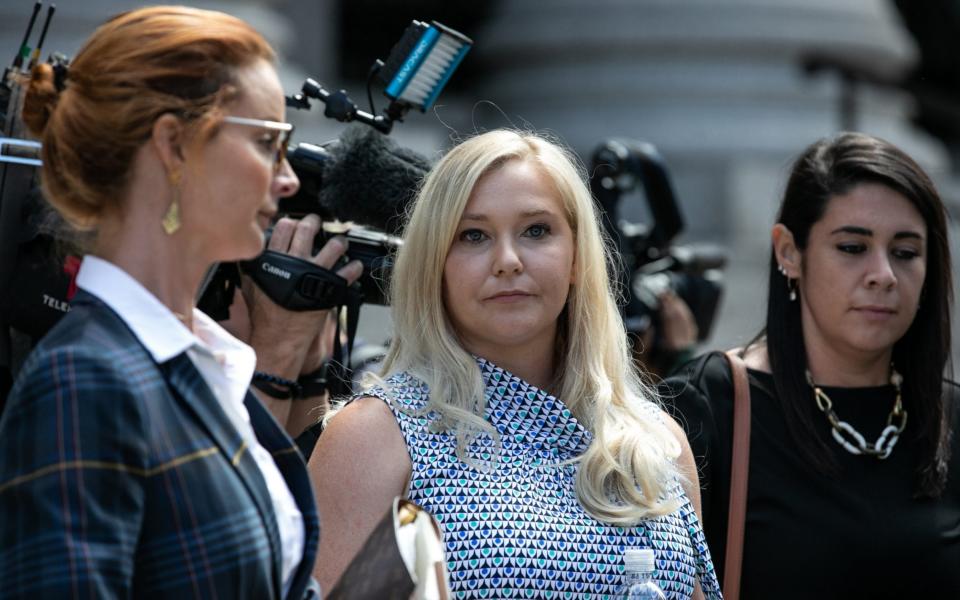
663, 132, 959, 599
0, 6, 358, 599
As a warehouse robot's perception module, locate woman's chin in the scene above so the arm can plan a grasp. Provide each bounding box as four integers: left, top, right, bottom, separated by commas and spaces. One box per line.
220, 232, 267, 264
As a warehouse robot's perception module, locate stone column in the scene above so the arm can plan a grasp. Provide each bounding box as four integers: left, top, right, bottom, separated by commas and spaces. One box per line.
464, 0, 954, 351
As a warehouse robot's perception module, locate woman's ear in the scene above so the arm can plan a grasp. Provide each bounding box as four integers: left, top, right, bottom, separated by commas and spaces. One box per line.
771, 223, 801, 278
150, 113, 186, 176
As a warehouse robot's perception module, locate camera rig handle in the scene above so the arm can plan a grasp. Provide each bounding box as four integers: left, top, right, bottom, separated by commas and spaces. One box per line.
241, 250, 362, 312
239, 250, 364, 392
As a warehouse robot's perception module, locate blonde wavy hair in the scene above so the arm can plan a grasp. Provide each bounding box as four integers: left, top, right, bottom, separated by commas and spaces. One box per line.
380, 129, 681, 524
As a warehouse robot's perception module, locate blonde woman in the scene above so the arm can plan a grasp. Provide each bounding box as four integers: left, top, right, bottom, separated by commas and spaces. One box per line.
309, 130, 721, 598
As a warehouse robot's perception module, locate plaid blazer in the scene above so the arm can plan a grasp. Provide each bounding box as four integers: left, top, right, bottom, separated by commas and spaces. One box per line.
0, 291, 320, 599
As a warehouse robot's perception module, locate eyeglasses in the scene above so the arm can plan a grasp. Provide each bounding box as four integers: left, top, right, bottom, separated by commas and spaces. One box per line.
221, 115, 294, 173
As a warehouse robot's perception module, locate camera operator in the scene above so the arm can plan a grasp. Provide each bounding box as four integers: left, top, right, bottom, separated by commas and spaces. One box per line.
630, 288, 700, 379
0, 6, 355, 598
589, 139, 725, 383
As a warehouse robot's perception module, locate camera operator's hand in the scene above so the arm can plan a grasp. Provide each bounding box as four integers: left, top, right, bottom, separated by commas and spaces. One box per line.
631, 290, 700, 380
245, 215, 363, 377
658, 289, 698, 352
237, 215, 362, 432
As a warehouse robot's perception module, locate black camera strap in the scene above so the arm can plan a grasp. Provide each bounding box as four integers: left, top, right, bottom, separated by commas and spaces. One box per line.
325, 299, 360, 398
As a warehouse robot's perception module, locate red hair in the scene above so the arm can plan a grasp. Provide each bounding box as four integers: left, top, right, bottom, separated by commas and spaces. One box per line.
22, 6, 275, 229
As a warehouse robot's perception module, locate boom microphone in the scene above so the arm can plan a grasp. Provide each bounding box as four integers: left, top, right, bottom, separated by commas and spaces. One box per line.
280, 124, 430, 235
306, 124, 430, 236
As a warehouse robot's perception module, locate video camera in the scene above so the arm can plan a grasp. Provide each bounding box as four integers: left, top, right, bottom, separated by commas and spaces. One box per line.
226, 20, 471, 314
590, 140, 726, 357
0, 5, 471, 409
251, 125, 426, 307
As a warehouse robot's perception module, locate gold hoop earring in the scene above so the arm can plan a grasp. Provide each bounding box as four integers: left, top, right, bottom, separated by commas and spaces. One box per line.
162, 171, 182, 235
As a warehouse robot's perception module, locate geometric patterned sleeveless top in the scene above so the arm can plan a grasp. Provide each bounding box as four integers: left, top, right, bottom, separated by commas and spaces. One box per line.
366, 358, 722, 599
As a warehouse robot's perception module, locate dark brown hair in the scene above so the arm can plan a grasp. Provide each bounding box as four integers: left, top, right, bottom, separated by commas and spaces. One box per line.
758, 132, 953, 497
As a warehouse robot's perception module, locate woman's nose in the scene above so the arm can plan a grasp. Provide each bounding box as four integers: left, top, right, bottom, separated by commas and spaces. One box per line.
493, 239, 523, 275
274, 158, 301, 198
865, 251, 897, 289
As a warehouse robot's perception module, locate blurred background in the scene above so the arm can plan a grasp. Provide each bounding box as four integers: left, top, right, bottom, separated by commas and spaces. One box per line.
2, 0, 958, 369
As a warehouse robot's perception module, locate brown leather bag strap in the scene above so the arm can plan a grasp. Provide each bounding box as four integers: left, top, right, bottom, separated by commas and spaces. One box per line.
722, 350, 751, 600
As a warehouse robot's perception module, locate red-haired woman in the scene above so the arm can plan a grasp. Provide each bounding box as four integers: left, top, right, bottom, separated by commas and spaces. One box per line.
0, 6, 357, 599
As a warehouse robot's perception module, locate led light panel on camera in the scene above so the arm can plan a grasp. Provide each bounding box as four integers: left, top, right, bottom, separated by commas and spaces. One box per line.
381, 20, 472, 112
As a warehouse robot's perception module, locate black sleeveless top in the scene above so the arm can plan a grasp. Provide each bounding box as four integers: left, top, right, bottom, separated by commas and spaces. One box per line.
661, 352, 960, 600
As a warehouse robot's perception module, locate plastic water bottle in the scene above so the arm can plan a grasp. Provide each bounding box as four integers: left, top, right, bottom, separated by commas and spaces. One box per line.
616, 548, 666, 599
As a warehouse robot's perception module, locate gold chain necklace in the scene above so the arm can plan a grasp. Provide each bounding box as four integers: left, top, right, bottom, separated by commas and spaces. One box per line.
805, 367, 907, 460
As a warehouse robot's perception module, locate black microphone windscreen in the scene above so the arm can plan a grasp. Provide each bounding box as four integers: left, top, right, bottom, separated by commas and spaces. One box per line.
318, 124, 431, 236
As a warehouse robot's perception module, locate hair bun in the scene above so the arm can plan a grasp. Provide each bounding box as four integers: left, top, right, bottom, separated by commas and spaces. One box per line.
21, 62, 61, 137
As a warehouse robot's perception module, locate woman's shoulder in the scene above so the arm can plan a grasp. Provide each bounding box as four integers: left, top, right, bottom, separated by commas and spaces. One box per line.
330, 394, 405, 435
660, 351, 736, 402
349, 370, 437, 435
308, 394, 412, 511
2, 309, 154, 461
28, 293, 148, 363
6, 295, 183, 440
362, 369, 429, 408
16, 308, 150, 393
656, 350, 765, 439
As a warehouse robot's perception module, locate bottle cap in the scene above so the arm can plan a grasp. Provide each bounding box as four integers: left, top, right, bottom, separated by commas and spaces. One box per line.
624, 548, 655, 574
